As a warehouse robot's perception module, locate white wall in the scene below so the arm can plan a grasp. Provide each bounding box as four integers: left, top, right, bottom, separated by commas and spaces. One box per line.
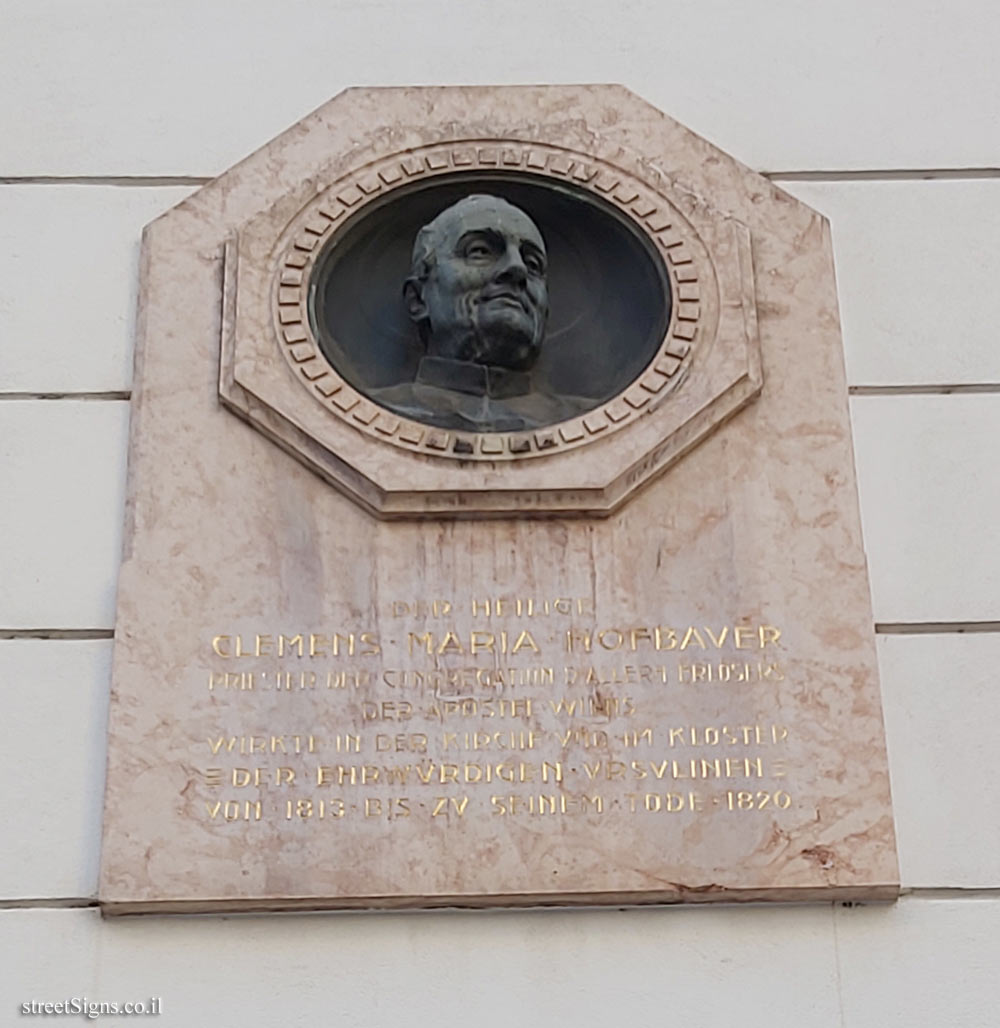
3, 2, 999, 1024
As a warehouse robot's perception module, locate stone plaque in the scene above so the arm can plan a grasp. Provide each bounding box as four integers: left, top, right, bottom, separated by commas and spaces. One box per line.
99, 86, 898, 913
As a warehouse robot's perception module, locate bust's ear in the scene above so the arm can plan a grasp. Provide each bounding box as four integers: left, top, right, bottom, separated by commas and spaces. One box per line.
403, 277, 427, 323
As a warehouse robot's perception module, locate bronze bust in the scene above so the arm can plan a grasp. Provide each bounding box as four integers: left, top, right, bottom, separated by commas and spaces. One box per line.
371, 195, 589, 433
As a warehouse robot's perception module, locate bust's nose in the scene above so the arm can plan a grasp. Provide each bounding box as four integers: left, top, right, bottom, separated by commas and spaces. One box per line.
493, 243, 528, 286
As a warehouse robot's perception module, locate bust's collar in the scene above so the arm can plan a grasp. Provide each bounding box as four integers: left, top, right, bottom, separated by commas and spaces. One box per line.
415, 355, 532, 399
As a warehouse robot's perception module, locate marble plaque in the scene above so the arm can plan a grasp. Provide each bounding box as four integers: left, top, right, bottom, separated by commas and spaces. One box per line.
99, 86, 898, 914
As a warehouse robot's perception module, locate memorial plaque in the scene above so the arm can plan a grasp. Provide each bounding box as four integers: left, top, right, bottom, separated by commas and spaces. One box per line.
99, 86, 898, 913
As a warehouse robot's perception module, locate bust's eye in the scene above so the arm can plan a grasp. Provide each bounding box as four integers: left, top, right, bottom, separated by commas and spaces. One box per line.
464, 241, 494, 260
524, 253, 545, 275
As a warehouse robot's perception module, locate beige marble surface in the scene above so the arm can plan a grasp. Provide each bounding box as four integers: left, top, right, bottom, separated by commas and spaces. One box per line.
99, 86, 897, 913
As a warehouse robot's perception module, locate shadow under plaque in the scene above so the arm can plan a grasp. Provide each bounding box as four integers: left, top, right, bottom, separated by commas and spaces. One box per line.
308, 175, 672, 426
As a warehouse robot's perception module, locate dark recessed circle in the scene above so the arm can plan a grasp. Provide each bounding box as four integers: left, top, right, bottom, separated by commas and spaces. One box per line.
308, 174, 671, 427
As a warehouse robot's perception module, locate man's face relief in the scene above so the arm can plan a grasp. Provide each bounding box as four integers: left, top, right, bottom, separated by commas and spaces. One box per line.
408, 196, 549, 371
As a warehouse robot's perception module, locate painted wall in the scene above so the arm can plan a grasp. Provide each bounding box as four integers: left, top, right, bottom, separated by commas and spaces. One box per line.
2, 2, 998, 1024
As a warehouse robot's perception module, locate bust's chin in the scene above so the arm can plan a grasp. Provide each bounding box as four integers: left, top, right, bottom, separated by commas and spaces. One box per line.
474, 309, 543, 371
423, 312, 544, 371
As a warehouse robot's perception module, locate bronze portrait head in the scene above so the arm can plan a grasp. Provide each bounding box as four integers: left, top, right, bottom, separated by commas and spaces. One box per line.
403, 195, 549, 372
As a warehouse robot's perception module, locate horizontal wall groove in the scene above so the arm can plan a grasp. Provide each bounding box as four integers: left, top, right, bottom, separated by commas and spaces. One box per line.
0, 175, 210, 186
0, 898, 97, 911
2, 627, 998, 642
0, 629, 114, 641
0, 391, 131, 401
2, 388, 997, 403
875, 621, 1000, 635
3, 388, 996, 404
897, 887, 1000, 899
3, 170, 999, 188
8, 387, 999, 401
767, 168, 1000, 182
2, 891, 1000, 913
849, 384, 1000, 396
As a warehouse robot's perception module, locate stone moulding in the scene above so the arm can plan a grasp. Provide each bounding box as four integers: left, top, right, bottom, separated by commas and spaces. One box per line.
218, 100, 763, 517
269, 141, 703, 459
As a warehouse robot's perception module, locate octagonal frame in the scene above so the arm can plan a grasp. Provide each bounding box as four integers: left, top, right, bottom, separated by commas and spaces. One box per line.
212, 87, 763, 517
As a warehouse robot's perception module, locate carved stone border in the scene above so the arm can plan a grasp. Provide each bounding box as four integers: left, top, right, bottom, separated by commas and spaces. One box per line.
270, 140, 707, 461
